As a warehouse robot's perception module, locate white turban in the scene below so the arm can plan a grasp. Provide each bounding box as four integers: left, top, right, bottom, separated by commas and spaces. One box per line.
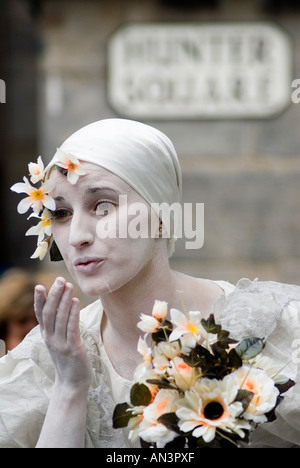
45, 119, 182, 256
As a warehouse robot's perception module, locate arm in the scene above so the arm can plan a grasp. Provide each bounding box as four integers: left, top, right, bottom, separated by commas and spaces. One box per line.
34, 277, 92, 448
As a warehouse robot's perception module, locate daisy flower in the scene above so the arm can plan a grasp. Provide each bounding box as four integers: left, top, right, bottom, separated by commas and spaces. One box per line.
231, 365, 279, 423
28, 156, 44, 184
176, 375, 251, 444
138, 389, 179, 447
26, 208, 53, 244
10, 177, 55, 214
54, 148, 86, 184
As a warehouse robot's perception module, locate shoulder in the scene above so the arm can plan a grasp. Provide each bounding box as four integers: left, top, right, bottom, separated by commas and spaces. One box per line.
215, 278, 300, 342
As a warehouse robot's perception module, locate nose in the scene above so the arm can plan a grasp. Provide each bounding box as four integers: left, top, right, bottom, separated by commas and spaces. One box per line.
69, 212, 95, 248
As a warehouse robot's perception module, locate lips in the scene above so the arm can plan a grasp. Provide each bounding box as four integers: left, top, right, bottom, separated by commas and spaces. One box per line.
73, 256, 105, 273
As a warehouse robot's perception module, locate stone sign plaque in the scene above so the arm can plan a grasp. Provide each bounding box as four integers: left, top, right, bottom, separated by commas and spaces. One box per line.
107, 22, 292, 119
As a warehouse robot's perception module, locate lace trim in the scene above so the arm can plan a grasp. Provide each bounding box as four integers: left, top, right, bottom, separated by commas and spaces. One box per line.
80, 325, 128, 448
214, 278, 300, 340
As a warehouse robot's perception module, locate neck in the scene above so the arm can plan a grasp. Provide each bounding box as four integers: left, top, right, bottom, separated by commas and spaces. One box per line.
100, 254, 176, 346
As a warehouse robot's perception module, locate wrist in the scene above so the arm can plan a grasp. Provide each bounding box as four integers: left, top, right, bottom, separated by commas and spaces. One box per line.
53, 378, 90, 399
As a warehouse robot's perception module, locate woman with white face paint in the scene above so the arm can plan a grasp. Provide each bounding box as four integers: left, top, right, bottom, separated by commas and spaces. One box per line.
2, 119, 300, 448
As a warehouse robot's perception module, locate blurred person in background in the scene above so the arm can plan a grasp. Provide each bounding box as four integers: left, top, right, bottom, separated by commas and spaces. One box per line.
0, 268, 60, 352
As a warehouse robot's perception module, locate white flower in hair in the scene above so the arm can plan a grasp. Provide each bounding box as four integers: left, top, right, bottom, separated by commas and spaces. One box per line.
26, 208, 52, 244
10, 177, 55, 214
54, 148, 86, 184
28, 156, 44, 184
30, 240, 50, 260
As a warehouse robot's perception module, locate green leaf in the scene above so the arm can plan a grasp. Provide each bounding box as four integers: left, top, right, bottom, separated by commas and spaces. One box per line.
201, 314, 222, 334
146, 378, 178, 391
151, 320, 173, 343
112, 402, 133, 429
234, 389, 254, 413
275, 378, 295, 395
182, 344, 216, 368
130, 383, 152, 406
235, 337, 264, 360
157, 412, 180, 432
227, 348, 243, 370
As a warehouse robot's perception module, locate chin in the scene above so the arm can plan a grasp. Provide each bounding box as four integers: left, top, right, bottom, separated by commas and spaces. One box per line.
75, 275, 113, 297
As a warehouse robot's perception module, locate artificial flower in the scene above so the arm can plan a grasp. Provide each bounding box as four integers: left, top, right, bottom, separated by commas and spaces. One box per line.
152, 300, 168, 322
55, 148, 86, 184
30, 240, 50, 260
134, 337, 154, 380
169, 356, 198, 391
138, 389, 179, 447
231, 365, 279, 423
176, 375, 251, 443
152, 348, 170, 375
26, 208, 52, 244
28, 156, 44, 184
155, 340, 181, 360
169, 308, 206, 349
10, 177, 55, 214
137, 300, 168, 334
137, 314, 161, 334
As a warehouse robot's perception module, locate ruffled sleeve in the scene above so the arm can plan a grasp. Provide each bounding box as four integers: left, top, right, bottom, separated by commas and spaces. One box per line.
0, 299, 129, 448
214, 278, 300, 448
0, 327, 54, 448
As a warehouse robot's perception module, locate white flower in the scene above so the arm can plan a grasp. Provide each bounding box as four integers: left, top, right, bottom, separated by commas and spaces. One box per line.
176, 375, 251, 444
54, 148, 86, 184
169, 308, 206, 348
137, 314, 160, 334
30, 240, 50, 260
137, 300, 168, 334
152, 300, 168, 322
156, 340, 181, 360
231, 365, 279, 423
134, 337, 153, 380
28, 156, 44, 184
10, 177, 55, 214
26, 208, 52, 244
138, 389, 179, 447
169, 356, 198, 391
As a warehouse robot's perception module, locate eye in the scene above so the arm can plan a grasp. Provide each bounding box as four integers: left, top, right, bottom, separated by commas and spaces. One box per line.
52, 208, 72, 220
95, 200, 115, 216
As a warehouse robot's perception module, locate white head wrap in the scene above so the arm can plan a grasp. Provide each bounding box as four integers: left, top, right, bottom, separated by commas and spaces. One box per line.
45, 119, 182, 256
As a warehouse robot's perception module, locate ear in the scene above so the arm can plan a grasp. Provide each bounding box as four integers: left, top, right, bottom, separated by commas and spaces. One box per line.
50, 240, 63, 262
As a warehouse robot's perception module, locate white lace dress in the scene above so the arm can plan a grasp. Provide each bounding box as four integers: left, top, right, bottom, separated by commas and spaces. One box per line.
0, 279, 299, 448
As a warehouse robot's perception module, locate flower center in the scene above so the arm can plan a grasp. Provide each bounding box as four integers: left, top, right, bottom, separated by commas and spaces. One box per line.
32, 189, 44, 201
187, 323, 198, 334
203, 402, 224, 420
66, 159, 77, 170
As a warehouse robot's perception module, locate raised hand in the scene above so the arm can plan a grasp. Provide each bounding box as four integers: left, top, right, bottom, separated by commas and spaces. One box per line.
34, 277, 92, 390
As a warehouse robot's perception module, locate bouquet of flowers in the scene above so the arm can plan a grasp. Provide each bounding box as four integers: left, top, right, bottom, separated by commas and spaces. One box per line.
113, 299, 295, 448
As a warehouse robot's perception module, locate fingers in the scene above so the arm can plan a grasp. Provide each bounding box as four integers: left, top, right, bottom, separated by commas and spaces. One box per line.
34, 284, 47, 330
35, 277, 80, 344
66, 297, 81, 345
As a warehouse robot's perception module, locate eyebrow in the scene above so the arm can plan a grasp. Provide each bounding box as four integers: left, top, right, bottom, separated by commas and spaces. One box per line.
53, 186, 120, 202
86, 187, 120, 196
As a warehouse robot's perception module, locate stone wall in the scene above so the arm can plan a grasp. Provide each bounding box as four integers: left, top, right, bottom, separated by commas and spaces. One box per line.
37, 0, 300, 285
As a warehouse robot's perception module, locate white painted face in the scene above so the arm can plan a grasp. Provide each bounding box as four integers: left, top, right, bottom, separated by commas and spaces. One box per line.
49, 162, 162, 297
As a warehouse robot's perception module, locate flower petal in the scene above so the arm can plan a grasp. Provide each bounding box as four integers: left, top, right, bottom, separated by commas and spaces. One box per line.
17, 197, 32, 214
